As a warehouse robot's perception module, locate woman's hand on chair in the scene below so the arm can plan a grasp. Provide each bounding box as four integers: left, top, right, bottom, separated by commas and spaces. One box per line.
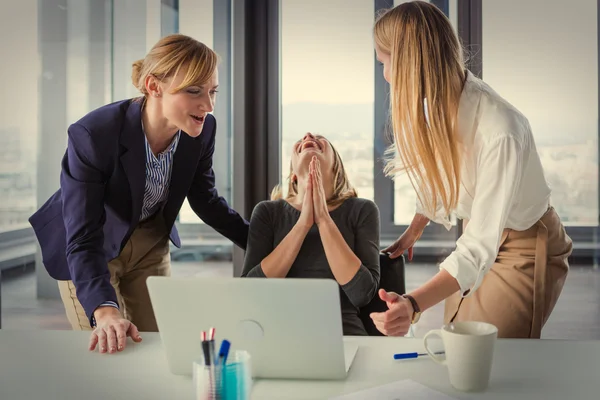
382, 227, 421, 261
89, 307, 142, 354
383, 214, 428, 260
311, 157, 331, 226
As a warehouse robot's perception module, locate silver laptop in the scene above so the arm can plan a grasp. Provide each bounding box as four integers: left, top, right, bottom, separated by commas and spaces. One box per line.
146, 276, 359, 380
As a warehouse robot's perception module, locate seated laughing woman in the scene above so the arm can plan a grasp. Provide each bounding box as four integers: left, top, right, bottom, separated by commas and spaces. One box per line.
241, 132, 381, 336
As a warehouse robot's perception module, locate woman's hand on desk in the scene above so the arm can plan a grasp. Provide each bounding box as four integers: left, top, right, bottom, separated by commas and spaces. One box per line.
89, 307, 142, 354
370, 289, 413, 336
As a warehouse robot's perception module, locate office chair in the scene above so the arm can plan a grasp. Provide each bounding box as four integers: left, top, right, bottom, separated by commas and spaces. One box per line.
359, 253, 406, 336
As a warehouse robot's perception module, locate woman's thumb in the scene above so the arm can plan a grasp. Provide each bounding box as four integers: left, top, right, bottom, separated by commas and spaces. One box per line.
381, 244, 394, 253
128, 323, 143, 342
379, 289, 399, 303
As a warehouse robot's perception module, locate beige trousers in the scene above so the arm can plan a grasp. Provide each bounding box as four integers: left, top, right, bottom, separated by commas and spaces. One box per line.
444, 206, 572, 338
58, 214, 171, 332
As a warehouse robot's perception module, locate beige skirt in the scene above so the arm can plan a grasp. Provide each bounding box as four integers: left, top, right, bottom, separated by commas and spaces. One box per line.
444, 206, 572, 338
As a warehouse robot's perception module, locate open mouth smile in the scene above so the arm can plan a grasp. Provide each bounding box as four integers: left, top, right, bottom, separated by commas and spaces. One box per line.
298, 140, 322, 153
191, 114, 205, 124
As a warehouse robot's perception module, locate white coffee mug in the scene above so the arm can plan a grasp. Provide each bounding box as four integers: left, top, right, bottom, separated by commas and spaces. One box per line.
423, 321, 498, 392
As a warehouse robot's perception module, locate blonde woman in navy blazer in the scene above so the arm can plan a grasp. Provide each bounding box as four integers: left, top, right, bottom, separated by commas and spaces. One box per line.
30, 34, 248, 353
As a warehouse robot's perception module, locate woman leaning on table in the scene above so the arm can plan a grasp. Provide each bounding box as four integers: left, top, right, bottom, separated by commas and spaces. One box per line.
29, 34, 249, 353
368, 1, 572, 338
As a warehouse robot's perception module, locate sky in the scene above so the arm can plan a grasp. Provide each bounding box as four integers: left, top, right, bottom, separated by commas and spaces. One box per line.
482, 0, 597, 146
281, 0, 597, 146
281, 0, 376, 105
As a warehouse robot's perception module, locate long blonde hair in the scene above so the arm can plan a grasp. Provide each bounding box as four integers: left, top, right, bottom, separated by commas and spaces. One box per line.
131, 34, 218, 97
271, 139, 357, 208
374, 1, 465, 218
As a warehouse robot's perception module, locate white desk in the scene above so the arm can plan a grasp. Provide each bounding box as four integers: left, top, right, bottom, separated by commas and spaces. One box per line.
0, 330, 598, 400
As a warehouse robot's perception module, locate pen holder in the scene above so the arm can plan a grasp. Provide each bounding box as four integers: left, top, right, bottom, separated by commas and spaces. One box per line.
193, 350, 252, 400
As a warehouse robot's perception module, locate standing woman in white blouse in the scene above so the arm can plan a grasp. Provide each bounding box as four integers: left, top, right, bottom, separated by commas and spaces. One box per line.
369, 1, 572, 339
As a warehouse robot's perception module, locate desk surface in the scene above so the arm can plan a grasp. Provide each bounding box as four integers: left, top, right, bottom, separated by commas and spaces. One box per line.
1, 330, 598, 400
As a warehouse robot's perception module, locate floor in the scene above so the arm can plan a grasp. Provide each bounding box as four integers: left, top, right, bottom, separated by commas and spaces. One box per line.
1, 262, 599, 339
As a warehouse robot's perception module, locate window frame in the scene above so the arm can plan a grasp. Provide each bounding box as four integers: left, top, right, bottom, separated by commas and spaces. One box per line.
3, 0, 598, 273
375, 0, 600, 258
0, 226, 35, 271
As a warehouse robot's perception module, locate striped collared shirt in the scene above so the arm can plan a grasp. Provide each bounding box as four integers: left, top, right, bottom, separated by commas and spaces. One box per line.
140, 130, 181, 221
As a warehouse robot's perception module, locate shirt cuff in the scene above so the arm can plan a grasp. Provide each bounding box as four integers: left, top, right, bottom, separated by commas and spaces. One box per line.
244, 264, 267, 278
415, 200, 452, 231
340, 264, 377, 308
439, 252, 482, 297
91, 301, 119, 328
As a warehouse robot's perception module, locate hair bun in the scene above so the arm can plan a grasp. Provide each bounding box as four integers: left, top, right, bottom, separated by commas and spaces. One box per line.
131, 59, 145, 92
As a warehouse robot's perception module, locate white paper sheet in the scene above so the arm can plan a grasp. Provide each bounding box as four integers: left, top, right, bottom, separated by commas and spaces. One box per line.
328, 379, 457, 400
343, 343, 359, 373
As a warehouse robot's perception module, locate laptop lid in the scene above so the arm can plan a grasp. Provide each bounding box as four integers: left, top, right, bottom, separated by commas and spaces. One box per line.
147, 276, 358, 380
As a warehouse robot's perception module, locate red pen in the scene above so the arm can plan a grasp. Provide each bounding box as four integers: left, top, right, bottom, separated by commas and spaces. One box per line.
208, 327, 217, 365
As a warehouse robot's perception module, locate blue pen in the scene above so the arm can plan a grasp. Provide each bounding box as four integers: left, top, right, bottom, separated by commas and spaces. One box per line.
218, 339, 231, 365
394, 351, 445, 360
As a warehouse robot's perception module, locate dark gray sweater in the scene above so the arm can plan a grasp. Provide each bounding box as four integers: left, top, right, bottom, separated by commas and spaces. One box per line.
241, 197, 380, 336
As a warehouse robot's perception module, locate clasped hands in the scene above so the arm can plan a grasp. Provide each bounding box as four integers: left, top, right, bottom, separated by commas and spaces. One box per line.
298, 156, 332, 228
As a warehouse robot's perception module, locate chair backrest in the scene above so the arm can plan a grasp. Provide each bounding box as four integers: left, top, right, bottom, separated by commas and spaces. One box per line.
359, 253, 406, 336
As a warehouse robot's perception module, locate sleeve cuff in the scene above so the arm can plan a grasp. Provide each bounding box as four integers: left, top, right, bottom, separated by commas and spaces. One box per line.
243, 264, 267, 278
90, 301, 120, 328
340, 264, 377, 308
415, 200, 452, 231
439, 252, 483, 297
438, 218, 452, 231
340, 264, 365, 292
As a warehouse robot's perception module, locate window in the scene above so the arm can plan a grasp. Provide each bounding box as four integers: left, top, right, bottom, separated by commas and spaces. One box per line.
277, 0, 460, 250
161, 0, 180, 37
482, 0, 598, 226
168, 0, 235, 266
281, 0, 375, 201
176, 0, 233, 228
112, 0, 152, 101
0, 1, 39, 231
16, 0, 231, 296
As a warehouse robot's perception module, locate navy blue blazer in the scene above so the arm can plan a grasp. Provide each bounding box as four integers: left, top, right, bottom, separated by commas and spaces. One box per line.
29, 99, 249, 324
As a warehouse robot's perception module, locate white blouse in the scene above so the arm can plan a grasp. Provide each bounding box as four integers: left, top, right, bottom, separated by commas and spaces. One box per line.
416, 71, 551, 297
